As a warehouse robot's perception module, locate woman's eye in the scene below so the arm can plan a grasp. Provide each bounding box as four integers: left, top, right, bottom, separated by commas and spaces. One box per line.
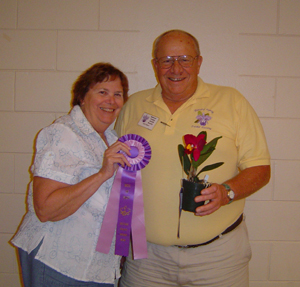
115, 93, 123, 97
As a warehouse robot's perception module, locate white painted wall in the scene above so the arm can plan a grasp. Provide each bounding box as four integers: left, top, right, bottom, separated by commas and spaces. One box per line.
1, 0, 299, 286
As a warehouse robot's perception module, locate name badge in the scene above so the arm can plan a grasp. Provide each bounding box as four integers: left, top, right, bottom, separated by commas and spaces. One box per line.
138, 113, 159, 130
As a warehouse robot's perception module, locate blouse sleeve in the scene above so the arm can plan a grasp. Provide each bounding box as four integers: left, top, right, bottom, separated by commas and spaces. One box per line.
33, 123, 91, 184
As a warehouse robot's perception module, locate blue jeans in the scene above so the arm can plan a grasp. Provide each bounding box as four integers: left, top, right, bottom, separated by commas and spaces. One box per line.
18, 241, 114, 287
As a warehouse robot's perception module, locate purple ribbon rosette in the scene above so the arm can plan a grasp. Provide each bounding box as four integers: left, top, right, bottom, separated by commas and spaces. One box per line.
96, 134, 151, 259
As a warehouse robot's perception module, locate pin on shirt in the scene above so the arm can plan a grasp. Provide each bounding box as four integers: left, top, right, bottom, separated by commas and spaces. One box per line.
138, 113, 159, 130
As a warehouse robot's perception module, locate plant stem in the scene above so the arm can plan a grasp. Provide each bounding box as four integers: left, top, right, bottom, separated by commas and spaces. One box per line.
188, 165, 197, 182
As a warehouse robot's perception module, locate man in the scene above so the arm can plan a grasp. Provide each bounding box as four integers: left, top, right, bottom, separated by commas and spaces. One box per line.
115, 30, 270, 287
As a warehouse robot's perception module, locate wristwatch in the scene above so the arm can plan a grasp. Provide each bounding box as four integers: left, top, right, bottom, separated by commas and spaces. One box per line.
222, 183, 235, 204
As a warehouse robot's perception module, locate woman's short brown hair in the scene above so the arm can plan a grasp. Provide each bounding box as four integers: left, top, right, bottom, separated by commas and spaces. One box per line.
72, 62, 129, 107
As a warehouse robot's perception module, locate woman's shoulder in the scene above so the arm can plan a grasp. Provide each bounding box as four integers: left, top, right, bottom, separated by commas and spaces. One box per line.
39, 107, 83, 138
35, 115, 81, 153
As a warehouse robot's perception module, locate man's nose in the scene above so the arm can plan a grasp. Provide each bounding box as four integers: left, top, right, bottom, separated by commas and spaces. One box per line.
171, 58, 183, 72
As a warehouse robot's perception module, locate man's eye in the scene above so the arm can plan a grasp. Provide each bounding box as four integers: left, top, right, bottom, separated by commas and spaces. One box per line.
162, 59, 172, 64
180, 57, 190, 63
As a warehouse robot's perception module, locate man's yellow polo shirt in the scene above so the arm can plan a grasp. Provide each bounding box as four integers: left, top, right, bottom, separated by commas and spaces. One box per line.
115, 77, 270, 246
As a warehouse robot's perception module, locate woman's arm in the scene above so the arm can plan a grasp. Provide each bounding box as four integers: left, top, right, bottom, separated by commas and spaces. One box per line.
33, 141, 131, 222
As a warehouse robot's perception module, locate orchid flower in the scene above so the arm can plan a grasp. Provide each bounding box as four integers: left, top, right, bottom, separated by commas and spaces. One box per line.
183, 133, 206, 161
178, 131, 224, 182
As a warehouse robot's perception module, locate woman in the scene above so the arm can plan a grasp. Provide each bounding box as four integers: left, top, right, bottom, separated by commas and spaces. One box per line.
11, 63, 131, 286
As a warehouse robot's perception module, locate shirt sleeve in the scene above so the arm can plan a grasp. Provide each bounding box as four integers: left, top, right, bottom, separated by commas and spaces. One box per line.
235, 95, 270, 170
33, 123, 87, 184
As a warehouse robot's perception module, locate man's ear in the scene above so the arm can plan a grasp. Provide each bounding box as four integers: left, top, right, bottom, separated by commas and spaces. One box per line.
198, 56, 203, 68
151, 59, 159, 83
196, 56, 203, 74
152, 58, 158, 70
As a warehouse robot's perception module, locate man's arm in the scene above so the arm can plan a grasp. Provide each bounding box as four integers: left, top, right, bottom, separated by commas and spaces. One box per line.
194, 165, 271, 216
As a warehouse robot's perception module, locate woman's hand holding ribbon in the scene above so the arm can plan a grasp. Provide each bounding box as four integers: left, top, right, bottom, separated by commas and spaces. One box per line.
99, 142, 131, 181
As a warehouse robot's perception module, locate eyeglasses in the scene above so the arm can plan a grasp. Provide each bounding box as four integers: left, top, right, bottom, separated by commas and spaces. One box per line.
155, 55, 199, 69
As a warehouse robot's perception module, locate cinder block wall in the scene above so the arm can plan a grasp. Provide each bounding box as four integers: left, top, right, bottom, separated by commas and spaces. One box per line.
1, 1, 299, 286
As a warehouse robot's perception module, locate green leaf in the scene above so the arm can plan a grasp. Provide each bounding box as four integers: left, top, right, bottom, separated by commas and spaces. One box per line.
196, 162, 224, 176
193, 136, 222, 168
193, 147, 215, 167
178, 144, 185, 164
178, 144, 190, 176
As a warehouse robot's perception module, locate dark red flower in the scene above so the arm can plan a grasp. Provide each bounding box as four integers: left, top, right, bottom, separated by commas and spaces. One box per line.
184, 134, 206, 161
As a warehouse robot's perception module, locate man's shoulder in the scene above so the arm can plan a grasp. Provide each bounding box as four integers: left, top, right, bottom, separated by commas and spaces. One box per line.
128, 87, 156, 101
205, 81, 239, 94
203, 81, 245, 101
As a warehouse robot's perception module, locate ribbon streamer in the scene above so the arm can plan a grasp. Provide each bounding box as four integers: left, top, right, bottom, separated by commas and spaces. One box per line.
96, 134, 151, 259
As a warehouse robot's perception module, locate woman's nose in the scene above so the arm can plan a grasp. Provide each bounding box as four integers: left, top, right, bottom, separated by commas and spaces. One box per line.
106, 94, 116, 104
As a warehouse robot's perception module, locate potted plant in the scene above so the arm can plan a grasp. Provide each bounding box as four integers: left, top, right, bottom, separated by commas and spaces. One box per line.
178, 131, 224, 212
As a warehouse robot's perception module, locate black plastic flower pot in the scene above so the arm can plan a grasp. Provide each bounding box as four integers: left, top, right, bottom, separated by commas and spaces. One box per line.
182, 179, 209, 212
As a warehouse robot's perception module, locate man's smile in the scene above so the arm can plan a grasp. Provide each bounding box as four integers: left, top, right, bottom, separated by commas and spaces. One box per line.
168, 77, 186, 82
